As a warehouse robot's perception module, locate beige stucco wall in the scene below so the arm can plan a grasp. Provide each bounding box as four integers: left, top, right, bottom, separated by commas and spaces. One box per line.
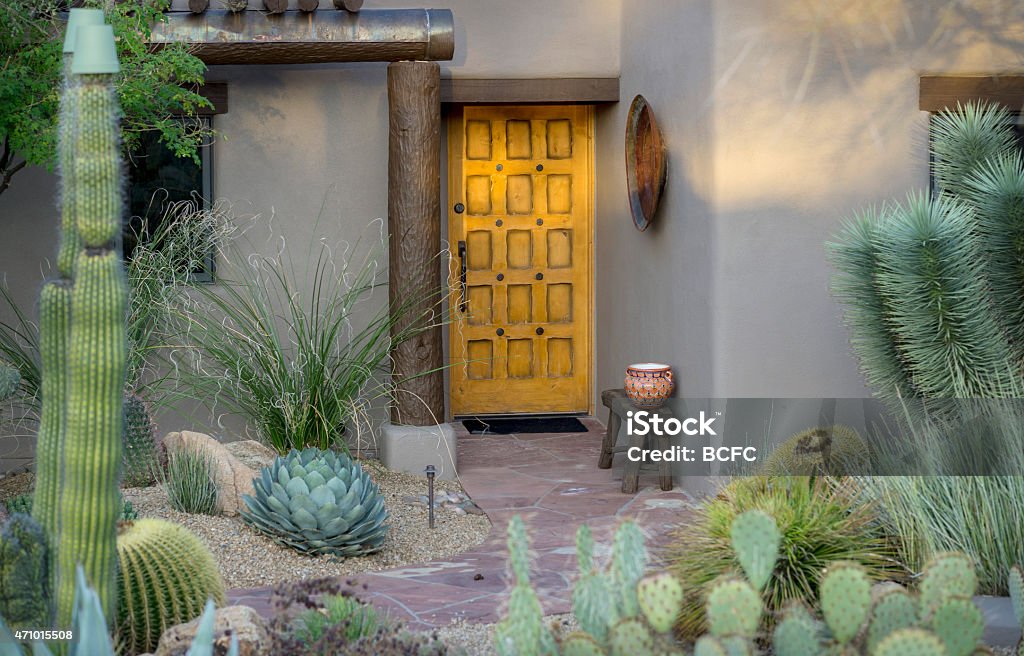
596, 0, 1024, 407
6, 1, 1024, 442
0, 1, 621, 440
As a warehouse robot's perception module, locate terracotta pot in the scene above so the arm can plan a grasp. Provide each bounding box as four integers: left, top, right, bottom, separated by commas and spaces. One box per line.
624, 363, 674, 409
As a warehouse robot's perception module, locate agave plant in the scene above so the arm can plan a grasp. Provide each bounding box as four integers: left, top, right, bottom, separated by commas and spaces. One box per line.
241, 447, 389, 557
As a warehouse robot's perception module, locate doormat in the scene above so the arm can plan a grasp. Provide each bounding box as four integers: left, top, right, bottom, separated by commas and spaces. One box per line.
462, 417, 588, 435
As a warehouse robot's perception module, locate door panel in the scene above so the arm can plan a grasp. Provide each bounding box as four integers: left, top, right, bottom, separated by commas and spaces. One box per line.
449, 105, 593, 415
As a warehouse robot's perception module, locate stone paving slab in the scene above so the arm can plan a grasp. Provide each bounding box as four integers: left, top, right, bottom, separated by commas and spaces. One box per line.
226, 419, 696, 630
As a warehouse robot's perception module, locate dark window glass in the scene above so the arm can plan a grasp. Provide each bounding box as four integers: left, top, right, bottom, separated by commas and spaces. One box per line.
125, 119, 214, 280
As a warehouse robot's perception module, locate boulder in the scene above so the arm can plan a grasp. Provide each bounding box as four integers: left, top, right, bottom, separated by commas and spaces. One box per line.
163, 431, 259, 516
154, 605, 271, 656
223, 440, 279, 471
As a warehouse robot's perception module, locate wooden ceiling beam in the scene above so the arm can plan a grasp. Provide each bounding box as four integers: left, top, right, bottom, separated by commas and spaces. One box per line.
150, 9, 455, 65
920, 75, 1024, 112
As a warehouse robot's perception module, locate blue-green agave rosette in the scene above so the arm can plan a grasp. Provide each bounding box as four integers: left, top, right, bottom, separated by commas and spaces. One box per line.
241, 447, 389, 557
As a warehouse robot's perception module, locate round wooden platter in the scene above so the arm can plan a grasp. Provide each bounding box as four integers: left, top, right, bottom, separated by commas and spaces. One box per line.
625, 95, 668, 232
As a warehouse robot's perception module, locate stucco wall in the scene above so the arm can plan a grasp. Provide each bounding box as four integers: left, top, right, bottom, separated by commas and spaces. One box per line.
0, 1, 621, 439
596, 0, 1024, 406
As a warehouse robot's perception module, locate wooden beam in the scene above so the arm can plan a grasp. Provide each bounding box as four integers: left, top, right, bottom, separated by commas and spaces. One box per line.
441, 78, 619, 104
387, 61, 444, 426
333, 0, 364, 10
920, 75, 1024, 112
150, 9, 455, 65
296, 0, 319, 12
194, 82, 228, 116
262, 0, 287, 14
187, 0, 209, 13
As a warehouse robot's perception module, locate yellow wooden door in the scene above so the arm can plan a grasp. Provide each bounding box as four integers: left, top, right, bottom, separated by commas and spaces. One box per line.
448, 105, 593, 416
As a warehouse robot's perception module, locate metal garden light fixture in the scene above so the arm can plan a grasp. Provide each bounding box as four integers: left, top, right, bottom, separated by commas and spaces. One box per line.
425, 464, 436, 529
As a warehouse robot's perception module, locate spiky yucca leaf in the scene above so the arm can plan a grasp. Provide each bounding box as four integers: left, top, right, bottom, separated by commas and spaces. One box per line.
827, 207, 917, 403
962, 151, 1024, 359
875, 192, 1016, 398
931, 101, 1017, 198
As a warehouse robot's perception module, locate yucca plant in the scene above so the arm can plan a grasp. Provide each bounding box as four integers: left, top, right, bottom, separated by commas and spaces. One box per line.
829, 100, 1024, 403
167, 235, 443, 455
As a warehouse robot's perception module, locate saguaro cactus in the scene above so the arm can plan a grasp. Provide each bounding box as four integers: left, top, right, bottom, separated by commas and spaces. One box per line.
32, 8, 105, 585
51, 21, 128, 628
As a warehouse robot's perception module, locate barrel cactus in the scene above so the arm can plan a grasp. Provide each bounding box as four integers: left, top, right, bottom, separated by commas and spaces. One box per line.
115, 518, 225, 654
241, 447, 389, 557
122, 393, 162, 487
761, 425, 870, 476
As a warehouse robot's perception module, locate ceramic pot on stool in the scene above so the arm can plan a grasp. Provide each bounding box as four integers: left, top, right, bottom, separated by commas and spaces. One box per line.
624, 363, 674, 409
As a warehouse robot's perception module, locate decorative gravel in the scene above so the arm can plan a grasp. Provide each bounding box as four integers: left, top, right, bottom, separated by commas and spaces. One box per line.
435, 614, 577, 656
119, 461, 491, 590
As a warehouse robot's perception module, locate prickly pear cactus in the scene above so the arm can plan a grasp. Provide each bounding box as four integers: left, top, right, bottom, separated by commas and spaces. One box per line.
929, 596, 984, 656
819, 562, 871, 645
867, 587, 918, 652
693, 636, 729, 656
729, 509, 779, 592
919, 552, 978, 620
561, 633, 605, 656
874, 627, 947, 656
608, 618, 653, 656
772, 602, 821, 656
636, 573, 684, 633
705, 578, 760, 639
1009, 565, 1023, 629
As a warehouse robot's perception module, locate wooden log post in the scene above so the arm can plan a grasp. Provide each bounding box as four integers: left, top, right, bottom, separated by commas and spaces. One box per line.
188, 0, 210, 13
387, 61, 444, 426
297, 0, 319, 12
334, 0, 365, 10
263, 0, 288, 13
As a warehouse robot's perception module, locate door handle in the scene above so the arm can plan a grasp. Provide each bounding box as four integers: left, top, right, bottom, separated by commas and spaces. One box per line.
458, 240, 468, 313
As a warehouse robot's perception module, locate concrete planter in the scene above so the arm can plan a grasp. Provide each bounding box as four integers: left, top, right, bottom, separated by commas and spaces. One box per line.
379, 423, 457, 480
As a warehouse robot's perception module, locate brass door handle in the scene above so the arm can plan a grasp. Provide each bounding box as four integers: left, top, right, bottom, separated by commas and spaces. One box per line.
458, 240, 468, 313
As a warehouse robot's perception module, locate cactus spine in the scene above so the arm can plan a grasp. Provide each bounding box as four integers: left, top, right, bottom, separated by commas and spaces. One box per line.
49, 20, 127, 628
115, 519, 226, 654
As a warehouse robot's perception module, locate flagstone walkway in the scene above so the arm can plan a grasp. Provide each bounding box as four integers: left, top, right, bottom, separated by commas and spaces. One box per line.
226, 417, 697, 629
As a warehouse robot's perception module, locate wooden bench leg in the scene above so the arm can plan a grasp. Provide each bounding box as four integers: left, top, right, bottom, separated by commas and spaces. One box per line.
658, 431, 673, 491
621, 426, 643, 494
598, 407, 620, 469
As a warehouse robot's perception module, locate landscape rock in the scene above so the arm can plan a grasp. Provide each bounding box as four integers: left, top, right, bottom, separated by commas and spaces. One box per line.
223, 440, 279, 471
154, 605, 270, 656
163, 431, 259, 516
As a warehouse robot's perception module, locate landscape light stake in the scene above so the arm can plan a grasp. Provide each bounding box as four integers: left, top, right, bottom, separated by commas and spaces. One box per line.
425, 465, 436, 529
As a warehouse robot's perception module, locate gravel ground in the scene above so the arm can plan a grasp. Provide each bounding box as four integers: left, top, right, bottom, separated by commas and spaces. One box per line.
122, 461, 491, 589
435, 614, 577, 656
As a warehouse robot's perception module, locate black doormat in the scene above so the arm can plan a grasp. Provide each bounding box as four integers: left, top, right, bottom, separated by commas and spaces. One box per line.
462, 417, 588, 435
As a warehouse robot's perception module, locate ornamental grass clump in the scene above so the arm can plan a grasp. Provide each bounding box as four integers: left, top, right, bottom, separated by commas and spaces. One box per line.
162, 447, 220, 516
166, 232, 441, 455
241, 447, 389, 558
666, 476, 903, 639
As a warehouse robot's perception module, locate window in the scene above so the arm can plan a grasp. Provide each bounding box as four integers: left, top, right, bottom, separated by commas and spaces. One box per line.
125, 118, 214, 280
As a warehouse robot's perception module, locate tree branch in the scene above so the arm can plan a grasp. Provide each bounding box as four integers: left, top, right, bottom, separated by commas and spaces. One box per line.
0, 159, 27, 196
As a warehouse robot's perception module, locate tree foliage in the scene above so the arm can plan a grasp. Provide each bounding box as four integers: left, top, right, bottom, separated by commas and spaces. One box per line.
0, 0, 212, 195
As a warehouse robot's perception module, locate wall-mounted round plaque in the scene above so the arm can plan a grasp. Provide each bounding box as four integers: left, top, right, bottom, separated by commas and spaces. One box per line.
625, 95, 667, 232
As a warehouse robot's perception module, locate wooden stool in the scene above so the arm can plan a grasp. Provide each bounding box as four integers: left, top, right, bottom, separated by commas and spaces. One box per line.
598, 389, 673, 493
